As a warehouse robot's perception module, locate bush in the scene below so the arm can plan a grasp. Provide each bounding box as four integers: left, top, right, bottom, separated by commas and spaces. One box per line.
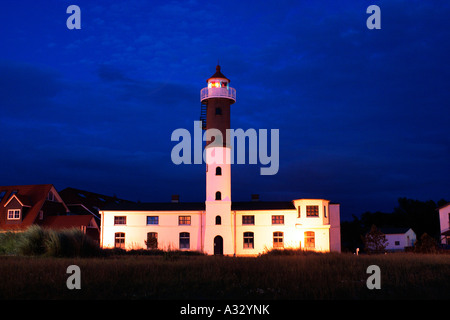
0, 231, 23, 255
18, 225, 47, 256
0, 226, 100, 257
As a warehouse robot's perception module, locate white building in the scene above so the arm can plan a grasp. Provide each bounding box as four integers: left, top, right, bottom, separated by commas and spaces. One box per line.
439, 203, 450, 245
380, 228, 416, 252
99, 65, 341, 255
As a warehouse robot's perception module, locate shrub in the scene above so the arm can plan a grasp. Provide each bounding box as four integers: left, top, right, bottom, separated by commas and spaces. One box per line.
0, 231, 23, 255
18, 225, 47, 256
0, 226, 100, 257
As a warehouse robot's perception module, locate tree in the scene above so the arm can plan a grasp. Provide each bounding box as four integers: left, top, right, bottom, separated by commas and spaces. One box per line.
363, 225, 388, 254
414, 233, 438, 253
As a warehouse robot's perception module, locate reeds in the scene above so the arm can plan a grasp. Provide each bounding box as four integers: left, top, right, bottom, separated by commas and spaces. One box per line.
0, 225, 100, 257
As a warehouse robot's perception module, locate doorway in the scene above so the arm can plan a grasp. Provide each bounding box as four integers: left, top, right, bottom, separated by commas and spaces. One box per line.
214, 235, 223, 255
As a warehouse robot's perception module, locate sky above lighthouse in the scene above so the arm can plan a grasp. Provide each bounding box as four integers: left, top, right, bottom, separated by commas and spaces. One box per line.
0, 0, 449, 220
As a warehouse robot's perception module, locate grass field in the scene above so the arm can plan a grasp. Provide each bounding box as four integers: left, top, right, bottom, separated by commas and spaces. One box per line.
0, 252, 449, 300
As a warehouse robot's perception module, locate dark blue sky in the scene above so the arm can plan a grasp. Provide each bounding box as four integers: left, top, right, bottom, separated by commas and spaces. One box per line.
1, 0, 449, 220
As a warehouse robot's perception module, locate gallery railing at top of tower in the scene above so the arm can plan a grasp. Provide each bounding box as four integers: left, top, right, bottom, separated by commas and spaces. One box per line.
200, 87, 236, 102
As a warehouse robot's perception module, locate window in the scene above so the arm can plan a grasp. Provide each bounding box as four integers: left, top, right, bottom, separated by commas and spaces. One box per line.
47, 191, 55, 201
324, 206, 327, 218
215, 191, 221, 200
215, 166, 222, 176
7, 209, 21, 220
395, 241, 400, 246
306, 205, 319, 217
242, 215, 254, 225
272, 215, 284, 224
305, 231, 315, 248
179, 232, 190, 249
147, 232, 158, 249
243, 232, 254, 249
215, 215, 221, 225
273, 232, 284, 248
215, 107, 222, 115
298, 206, 301, 218
115, 232, 125, 249
178, 216, 191, 225
147, 216, 159, 225
0, 191, 7, 202
114, 216, 126, 225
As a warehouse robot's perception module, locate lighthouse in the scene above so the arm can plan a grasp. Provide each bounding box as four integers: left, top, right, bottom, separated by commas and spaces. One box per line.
201, 65, 236, 255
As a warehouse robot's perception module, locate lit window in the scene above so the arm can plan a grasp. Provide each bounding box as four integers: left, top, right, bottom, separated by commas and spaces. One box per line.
272, 215, 284, 224
115, 232, 125, 249
147, 216, 159, 225
273, 232, 284, 248
305, 231, 315, 248
114, 216, 126, 225
242, 215, 254, 225
243, 232, 254, 249
306, 206, 319, 217
7, 209, 21, 220
179, 232, 190, 249
179, 216, 191, 225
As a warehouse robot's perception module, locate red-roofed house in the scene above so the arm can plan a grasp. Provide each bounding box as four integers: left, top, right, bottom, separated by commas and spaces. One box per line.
0, 184, 100, 242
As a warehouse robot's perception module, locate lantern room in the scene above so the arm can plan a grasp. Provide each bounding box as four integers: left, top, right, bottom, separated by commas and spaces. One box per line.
200, 65, 236, 103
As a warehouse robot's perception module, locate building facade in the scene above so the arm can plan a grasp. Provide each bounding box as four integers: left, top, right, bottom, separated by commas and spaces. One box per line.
99, 65, 341, 255
439, 203, 450, 244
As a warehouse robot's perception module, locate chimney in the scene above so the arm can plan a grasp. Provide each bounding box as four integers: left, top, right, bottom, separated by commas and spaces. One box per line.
171, 194, 180, 203
251, 194, 259, 202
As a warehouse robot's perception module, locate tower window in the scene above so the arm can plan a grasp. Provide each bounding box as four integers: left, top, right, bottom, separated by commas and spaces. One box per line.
306, 205, 319, 217
215, 215, 221, 225
215, 107, 222, 115
215, 167, 222, 176
215, 191, 222, 200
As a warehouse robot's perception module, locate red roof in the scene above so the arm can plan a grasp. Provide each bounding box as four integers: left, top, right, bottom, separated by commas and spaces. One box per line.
206, 65, 230, 82
0, 184, 55, 231
40, 215, 96, 230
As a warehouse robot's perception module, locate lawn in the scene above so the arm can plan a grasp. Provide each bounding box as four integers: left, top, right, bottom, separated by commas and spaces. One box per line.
0, 252, 449, 300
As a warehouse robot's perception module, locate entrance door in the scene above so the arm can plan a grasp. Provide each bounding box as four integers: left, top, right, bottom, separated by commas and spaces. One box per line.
214, 236, 223, 255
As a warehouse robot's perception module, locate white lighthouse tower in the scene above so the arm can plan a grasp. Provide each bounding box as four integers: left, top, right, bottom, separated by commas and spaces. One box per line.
201, 65, 236, 255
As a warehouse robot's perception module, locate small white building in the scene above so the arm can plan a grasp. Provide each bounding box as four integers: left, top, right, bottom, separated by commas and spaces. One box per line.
99, 65, 341, 255
438, 203, 450, 245
380, 227, 416, 252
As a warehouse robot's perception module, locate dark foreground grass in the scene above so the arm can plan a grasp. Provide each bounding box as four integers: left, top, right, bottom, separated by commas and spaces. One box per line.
0, 253, 449, 300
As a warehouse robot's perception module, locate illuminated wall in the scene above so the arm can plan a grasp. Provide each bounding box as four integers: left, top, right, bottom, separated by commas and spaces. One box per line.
100, 199, 341, 255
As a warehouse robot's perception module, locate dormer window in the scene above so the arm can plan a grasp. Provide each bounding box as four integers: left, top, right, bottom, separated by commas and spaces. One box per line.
7, 209, 21, 220
47, 191, 55, 201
